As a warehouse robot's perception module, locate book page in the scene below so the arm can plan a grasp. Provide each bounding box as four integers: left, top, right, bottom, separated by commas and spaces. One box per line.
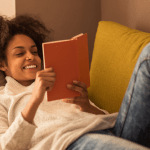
43, 39, 70, 44
43, 33, 84, 44
70, 33, 83, 40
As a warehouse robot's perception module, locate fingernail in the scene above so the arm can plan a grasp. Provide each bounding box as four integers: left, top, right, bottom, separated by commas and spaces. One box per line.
73, 80, 78, 83
67, 84, 72, 88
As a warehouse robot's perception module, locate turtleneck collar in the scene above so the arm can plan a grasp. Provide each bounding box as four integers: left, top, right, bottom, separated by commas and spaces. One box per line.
4, 76, 35, 95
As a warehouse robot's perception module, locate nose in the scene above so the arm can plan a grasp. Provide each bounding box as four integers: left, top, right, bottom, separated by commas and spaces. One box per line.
26, 51, 35, 60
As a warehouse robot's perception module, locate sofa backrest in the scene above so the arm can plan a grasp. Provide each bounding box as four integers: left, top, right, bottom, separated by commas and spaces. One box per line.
87, 21, 150, 113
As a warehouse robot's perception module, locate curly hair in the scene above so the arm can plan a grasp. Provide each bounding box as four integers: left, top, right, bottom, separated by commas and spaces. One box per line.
0, 14, 54, 68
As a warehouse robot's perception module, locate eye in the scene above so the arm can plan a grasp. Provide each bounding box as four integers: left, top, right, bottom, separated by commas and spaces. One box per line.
32, 51, 38, 55
16, 53, 24, 56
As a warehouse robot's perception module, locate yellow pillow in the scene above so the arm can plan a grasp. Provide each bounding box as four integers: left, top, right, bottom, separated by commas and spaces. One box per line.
87, 21, 150, 113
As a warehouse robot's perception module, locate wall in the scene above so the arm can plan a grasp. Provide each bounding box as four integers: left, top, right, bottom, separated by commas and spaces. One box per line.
101, 0, 150, 33
0, 0, 16, 18
16, 0, 101, 70
1, 0, 150, 69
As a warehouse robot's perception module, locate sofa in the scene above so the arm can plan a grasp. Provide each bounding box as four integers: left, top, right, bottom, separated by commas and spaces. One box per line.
0, 21, 150, 149
86, 21, 150, 149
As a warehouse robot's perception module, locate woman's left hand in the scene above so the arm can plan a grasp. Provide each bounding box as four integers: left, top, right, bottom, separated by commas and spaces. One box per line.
62, 80, 91, 111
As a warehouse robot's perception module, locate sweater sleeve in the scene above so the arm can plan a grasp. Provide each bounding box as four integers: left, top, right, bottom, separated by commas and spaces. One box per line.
0, 103, 37, 150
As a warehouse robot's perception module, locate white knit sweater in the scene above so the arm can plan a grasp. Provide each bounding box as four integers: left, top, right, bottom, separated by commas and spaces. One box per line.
0, 76, 118, 150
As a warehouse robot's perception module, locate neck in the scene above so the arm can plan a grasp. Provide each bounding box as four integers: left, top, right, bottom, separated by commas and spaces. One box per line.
17, 79, 35, 86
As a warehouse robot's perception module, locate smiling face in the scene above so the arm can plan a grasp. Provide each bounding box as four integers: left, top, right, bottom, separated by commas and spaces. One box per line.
0, 34, 42, 86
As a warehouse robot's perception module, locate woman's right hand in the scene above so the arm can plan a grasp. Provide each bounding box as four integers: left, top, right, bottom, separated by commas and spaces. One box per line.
31, 67, 56, 105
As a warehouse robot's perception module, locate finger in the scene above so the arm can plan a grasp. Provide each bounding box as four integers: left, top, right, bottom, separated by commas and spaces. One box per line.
62, 97, 77, 103
67, 84, 88, 98
40, 76, 56, 82
62, 97, 88, 109
37, 72, 56, 77
73, 80, 87, 92
42, 80, 54, 91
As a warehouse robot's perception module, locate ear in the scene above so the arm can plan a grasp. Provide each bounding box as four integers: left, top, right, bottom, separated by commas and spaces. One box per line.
0, 61, 7, 72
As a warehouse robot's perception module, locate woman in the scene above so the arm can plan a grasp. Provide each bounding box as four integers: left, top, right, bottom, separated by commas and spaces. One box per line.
0, 14, 149, 150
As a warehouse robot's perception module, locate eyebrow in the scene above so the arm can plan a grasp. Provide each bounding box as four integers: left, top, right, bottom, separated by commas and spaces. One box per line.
12, 45, 37, 50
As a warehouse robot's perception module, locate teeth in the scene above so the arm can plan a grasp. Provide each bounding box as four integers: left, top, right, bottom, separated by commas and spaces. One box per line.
24, 65, 37, 69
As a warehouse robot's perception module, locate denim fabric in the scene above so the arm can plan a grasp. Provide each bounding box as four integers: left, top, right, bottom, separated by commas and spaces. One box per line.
66, 43, 150, 150
66, 129, 149, 150
112, 43, 150, 147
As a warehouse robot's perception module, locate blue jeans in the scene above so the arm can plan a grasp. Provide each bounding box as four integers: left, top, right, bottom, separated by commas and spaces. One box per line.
66, 43, 150, 150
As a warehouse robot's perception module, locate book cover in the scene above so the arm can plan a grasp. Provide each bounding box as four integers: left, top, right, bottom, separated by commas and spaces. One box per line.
42, 33, 90, 101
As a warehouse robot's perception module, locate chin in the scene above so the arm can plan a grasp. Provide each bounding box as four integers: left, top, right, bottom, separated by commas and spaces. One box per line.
28, 76, 36, 80
24, 74, 36, 80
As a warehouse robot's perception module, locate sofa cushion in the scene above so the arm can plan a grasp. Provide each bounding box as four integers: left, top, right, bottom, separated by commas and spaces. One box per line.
87, 21, 150, 113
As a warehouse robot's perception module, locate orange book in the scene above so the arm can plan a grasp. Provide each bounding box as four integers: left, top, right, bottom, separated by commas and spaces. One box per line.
42, 33, 90, 101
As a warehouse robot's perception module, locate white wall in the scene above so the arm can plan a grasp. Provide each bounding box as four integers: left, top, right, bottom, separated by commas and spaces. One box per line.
0, 0, 16, 18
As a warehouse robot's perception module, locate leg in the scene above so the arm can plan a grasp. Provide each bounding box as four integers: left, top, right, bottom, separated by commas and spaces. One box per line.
66, 129, 147, 150
66, 129, 114, 150
112, 43, 150, 148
